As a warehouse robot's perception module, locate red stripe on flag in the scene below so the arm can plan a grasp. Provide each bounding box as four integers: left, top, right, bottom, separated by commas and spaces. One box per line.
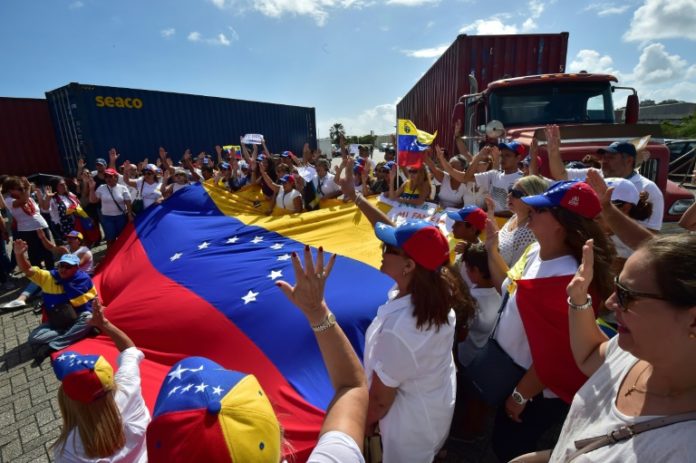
61, 227, 324, 461
397, 150, 425, 168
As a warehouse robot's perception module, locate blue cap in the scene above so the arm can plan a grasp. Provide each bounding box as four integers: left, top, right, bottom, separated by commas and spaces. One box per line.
143, 163, 158, 172
95, 158, 107, 166
597, 141, 637, 157
257, 154, 266, 162
58, 254, 80, 266
279, 174, 294, 184
383, 161, 396, 170
445, 206, 487, 231
521, 180, 601, 219
497, 141, 526, 157
280, 151, 293, 158
375, 220, 449, 271
220, 162, 230, 170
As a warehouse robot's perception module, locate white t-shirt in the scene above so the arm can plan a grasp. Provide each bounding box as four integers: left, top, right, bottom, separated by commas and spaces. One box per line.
566, 168, 664, 231
314, 174, 341, 199
307, 431, 364, 463
275, 188, 301, 211
495, 243, 578, 398
458, 286, 503, 367
498, 218, 537, 267
55, 347, 151, 463
475, 170, 523, 213
363, 287, 456, 463
437, 172, 466, 209
4, 196, 48, 231
171, 182, 189, 194
72, 245, 94, 274
550, 337, 696, 462
95, 184, 132, 217
462, 181, 486, 208
134, 178, 163, 208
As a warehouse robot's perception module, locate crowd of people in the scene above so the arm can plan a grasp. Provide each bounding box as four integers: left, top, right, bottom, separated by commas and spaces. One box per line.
1, 123, 696, 462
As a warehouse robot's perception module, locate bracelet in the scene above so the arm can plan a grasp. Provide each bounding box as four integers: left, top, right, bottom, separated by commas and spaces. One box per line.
567, 295, 593, 311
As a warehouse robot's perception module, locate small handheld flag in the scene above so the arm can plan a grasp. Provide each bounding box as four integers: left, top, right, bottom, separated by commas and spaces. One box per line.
397, 119, 437, 168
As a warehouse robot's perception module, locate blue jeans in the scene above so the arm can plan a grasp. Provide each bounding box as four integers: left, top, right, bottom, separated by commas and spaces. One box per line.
28, 311, 93, 351
101, 214, 127, 242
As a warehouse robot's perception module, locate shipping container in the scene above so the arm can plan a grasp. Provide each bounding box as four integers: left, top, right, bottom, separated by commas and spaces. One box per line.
0, 97, 62, 176
396, 33, 569, 154
45, 83, 317, 174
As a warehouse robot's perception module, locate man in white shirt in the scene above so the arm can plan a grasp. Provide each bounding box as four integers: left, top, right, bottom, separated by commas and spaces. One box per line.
549, 137, 664, 231
313, 159, 341, 200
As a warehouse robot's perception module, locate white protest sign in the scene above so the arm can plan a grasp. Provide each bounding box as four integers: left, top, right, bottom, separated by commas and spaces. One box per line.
297, 165, 317, 183
349, 144, 360, 155
378, 194, 439, 225
242, 134, 264, 145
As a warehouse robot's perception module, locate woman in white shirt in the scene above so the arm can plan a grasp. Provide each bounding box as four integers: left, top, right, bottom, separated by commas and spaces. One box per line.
2, 176, 55, 269
87, 168, 133, 247
52, 301, 150, 462
482, 180, 615, 461
425, 154, 467, 209
259, 162, 303, 214
553, 233, 696, 462
122, 163, 163, 210
47, 178, 83, 239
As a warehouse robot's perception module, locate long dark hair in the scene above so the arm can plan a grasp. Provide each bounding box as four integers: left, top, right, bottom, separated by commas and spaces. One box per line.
409, 263, 476, 331
551, 207, 616, 300
640, 234, 696, 308
627, 191, 653, 221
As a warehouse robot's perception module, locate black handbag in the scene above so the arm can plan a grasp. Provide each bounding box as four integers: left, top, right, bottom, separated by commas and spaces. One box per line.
463, 292, 526, 407
131, 181, 145, 215
46, 302, 78, 331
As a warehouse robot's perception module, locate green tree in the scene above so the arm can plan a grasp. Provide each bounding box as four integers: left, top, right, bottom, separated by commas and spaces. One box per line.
329, 123, 346, 145
661, 111, 696, 138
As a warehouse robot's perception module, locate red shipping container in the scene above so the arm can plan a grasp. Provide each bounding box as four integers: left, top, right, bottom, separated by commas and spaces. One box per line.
0, 97, 62, 176
397, 33, 569, 154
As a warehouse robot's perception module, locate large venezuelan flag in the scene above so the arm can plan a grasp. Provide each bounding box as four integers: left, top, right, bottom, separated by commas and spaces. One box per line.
62, 182, 394, 461
397, 119, 437, 168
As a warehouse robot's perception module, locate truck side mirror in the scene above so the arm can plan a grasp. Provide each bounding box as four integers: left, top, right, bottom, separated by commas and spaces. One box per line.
625, 94, 639, 124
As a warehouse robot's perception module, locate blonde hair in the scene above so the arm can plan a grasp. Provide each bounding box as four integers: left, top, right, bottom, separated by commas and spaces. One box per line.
52, 385, 126, 459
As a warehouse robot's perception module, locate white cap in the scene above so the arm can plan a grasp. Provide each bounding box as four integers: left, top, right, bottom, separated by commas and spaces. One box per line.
605, 177, 639, 205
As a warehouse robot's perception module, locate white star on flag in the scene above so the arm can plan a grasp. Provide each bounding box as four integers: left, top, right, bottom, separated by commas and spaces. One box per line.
270, 243, 284, 250
242, 290, 259, 304
377, 223, 388, 229
251, 236, 264, 244
57, 354, 66, 361
226, 236, 239, 244
69, 354, 77, 359
181, 383, 194, 393
195, 382, 208, 393
268, 270, 283, 280
212, 386, 223, 395
277, 254, 292, 261
198, 242, 210, 250
167, 364, 186, 382
170, 252, 183, 262
168, 386, 181, 396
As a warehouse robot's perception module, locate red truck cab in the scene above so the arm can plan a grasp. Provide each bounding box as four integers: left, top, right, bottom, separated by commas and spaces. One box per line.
454, 72, 694, 222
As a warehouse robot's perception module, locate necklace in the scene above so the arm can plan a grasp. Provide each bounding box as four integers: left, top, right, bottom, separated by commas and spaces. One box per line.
625, 363, 696, 398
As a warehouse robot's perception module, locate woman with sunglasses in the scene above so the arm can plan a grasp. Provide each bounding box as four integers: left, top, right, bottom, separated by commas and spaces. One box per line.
549, 233, 696, 462
122, 162, 163, 210
495, 175, 549, 267
388, 164, 431, 206
480, 180, 615, 461
86, 168, 133, 247
340, 159, 475, 462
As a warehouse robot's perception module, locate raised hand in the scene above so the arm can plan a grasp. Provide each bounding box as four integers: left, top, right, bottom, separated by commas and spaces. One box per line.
484, 218, 499, 254
545, 124, 561, 156
13, 239, 29, 255
567, 239, 594, 304
89, 299, 109, 329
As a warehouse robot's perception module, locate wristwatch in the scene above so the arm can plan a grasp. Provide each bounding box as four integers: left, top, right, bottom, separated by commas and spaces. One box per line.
311, 312, 336, 332
511, 388, 529, 405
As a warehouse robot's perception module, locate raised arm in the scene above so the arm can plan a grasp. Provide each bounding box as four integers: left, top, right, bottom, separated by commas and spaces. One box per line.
678, 200, 696, 231
426, 148, 445, 183
566, 240, 609, 377
277, 248, 367, 449
122, 161, 138, 188
35, 184, 51, 211
484, 218, 510, 293
108, 148, 119, 170
341, 159, 393, 227
453, 119, 473, 163
158, 147, 170, 172
36, 228, 68, 255
89, 299, 136, 352
259, 163, 280, 193
528, 137, 539, 176
545, 125, 568, 180
13, 239, 36, 278
86, 175, 99, 204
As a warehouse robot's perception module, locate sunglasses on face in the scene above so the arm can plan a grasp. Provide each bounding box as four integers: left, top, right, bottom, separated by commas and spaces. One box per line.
57, 263, 77, 270
613, 276, 667, 311
508, 188, 526, 199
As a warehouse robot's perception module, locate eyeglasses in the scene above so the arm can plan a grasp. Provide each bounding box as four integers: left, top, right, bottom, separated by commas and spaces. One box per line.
508, 188, 526, 199
613, 276, 668, 311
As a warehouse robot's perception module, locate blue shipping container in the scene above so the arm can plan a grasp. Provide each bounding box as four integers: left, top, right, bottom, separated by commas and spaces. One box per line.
45, 83, 316, 174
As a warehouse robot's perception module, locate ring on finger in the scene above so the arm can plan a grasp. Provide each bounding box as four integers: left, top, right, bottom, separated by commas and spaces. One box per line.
315, 272, 323, 279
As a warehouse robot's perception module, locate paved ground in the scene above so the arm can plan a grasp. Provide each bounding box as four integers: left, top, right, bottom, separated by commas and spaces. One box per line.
0, 244, 106, 463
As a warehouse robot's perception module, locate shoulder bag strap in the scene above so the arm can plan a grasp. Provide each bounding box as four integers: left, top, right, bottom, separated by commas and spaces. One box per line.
138, 179, 145, 199
568, 411, 696, 462
106, 186, 126, 215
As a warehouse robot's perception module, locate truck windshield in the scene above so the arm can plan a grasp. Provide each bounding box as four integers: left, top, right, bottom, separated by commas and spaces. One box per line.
488, 81, 615, 126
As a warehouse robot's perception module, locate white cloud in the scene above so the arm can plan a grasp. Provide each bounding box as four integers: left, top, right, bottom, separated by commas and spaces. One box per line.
386, 0, 438, 6
187, 31, 234, 46
624, 0, 696, 42
521, 17, 536, 32
426, 20, 435, 28
216, 33, 231, 46
584, 3, 630, 16
460, 18, 518, 34
69, 1, 84, 9
320, 103, 396, 137
568, 49, 621, 77
187, 31, 202, 42
631, 43, 688, 84
210, 0, 231, 8
227, 26, 240, 41
529, 0, 544, 17
160, 28, 175, 38
402, 44, 449, 58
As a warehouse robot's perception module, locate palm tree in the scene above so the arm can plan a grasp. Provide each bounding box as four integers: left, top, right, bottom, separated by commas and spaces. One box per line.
329, 123, 346, 146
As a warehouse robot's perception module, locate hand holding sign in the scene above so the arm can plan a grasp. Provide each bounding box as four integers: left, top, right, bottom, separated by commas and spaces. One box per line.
242, 134, 264, 145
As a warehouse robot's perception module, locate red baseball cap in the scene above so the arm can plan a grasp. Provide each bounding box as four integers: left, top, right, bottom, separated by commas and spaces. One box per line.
522, 180, 601, 219
446, 206, 487, 232
375, 221, 450, 271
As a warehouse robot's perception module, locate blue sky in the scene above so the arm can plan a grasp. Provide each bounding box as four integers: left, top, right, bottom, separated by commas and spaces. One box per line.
2, 0, 695, 137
